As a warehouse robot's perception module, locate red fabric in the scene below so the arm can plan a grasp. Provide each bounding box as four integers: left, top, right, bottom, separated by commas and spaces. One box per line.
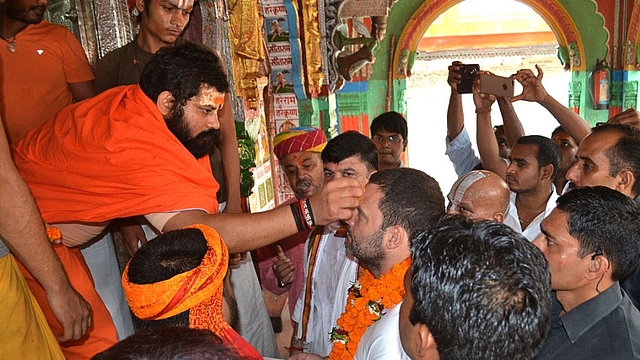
12, 85, 219, 224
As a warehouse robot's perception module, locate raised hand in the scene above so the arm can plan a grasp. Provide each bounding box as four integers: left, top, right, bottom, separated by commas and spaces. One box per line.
273, 245, 294, 286
511, 64, 548, 103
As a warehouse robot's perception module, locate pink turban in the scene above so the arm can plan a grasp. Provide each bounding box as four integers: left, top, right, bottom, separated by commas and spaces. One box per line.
273, 127, 327, 160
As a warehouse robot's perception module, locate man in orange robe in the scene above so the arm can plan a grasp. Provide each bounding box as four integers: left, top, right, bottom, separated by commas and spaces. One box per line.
13, 42, 363, 357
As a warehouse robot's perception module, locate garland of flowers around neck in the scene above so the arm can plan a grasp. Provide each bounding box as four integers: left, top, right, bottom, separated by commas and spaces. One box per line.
329, 257, 411, 360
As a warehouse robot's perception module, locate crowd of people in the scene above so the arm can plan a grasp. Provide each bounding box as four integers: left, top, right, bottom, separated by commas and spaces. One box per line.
1, 0, 640, 358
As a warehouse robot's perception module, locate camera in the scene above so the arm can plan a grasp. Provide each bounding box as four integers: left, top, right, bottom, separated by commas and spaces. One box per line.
456, 64, 480, 94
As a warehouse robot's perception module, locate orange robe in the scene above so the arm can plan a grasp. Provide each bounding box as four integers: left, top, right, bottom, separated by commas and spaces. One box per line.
12, 85, 220, 359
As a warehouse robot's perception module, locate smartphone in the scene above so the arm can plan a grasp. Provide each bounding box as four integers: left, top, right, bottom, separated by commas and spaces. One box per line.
479, 73, 514, 98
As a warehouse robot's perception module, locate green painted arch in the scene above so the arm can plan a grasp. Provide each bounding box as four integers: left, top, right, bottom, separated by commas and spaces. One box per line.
369, 0, 609, 84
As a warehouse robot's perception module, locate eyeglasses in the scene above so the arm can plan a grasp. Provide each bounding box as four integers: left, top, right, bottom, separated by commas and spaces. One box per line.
372, 134, 403, 144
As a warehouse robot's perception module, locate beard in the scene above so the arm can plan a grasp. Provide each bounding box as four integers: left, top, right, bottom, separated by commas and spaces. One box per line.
345, 228, 386, 271
4, 4, 46, 24
165, 105, 219, 159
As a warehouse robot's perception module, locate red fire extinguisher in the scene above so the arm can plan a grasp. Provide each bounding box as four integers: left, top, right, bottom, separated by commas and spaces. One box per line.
589, 59, 610, 110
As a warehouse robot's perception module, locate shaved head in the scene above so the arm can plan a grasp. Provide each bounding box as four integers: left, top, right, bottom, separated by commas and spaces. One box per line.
447, 170, 510, 222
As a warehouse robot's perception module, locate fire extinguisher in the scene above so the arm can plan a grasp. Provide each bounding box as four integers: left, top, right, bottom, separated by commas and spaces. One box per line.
589, 59, 610, 110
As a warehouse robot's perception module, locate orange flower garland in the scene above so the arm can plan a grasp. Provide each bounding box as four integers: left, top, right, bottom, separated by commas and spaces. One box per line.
329, 257, 411, 360
46, 226, 62, 243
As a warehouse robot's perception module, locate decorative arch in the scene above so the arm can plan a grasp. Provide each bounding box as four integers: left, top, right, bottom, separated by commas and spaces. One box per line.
392, 0, 587, 78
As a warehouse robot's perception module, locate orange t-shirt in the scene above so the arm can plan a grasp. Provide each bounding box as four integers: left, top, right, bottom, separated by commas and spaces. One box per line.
13, 85, 219, 223
0, 21, 94, 143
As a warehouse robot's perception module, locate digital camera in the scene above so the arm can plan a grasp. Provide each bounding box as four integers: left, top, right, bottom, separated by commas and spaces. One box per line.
456, 64, 480, 94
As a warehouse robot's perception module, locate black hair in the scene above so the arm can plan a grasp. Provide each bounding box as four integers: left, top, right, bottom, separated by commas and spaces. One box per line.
556, 186, 640, 281
409, 215, 551, 360
321, 130, 378, 172
369, 168, 444, 240
92, 327, 241, 360
515, 135, 560, 180
127, 228, 208, 330
370, 111, 408, 140
551, 126, 567, 138
591, 124, 640, 197
139, 42, 230, 106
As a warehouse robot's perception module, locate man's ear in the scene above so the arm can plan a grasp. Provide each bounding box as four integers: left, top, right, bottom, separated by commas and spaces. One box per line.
585, 253, 610, 281
614, 169, 635, 197
492, 212, 505, 223
135, 0, 145, 13
403, 139, 408, 151
416, 324, 438, 359
540, 164, 554, 181
385, 225, 407, 251
156, 91, 175, 116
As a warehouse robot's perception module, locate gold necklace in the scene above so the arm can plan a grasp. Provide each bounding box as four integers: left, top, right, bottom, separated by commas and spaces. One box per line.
0, 33, 16, 52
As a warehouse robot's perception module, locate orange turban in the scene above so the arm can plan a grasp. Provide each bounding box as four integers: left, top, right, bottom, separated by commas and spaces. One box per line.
122, 224, 262, 359
273, 126, 327, 160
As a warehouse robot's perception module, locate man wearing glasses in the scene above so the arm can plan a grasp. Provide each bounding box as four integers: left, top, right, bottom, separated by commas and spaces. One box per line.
370, 111, 408, 170
532, 187, 640, 359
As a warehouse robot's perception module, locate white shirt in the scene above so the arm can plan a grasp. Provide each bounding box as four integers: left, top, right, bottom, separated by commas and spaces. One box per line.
292, 222, 360, 357
355, 302, 411, 360
503, 186, 558, 241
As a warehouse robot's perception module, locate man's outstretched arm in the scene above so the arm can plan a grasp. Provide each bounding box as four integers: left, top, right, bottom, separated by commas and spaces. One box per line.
163, 177, 364, 253
0, 118, 91, 343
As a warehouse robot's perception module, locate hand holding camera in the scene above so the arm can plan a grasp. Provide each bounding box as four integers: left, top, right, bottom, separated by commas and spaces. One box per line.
511, 64, 548, 103
447, 61, 464, 92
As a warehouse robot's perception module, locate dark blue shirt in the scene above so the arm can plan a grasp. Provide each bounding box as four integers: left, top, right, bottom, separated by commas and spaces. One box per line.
535, 283, 640, 360
620, 196, 640, 311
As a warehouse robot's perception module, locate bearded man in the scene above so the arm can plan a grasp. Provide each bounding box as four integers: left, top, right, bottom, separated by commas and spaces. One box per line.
12, 42, 363, 359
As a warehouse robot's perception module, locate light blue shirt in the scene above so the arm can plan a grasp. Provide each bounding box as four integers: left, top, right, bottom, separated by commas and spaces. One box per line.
445, 126, 481, 177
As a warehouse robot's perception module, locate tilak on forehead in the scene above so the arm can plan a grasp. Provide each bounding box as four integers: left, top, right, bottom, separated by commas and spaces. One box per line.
197, 87, 225, 108
175, 0, 194, 11
447, 171, 486, 204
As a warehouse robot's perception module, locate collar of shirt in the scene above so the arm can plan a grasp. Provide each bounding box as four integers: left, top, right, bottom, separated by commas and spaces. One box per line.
555, 282, 624, 343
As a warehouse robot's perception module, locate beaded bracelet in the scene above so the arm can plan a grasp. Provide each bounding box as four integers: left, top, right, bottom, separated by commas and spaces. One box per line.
290, 198, 315, 231
302, 198, 315, 228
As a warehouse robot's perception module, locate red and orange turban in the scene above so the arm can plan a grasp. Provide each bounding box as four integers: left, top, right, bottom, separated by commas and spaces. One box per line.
273, 126, 327, 160
122, 224, 261, 359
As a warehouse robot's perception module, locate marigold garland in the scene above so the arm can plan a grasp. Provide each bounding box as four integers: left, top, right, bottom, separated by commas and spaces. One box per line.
46, 226, 62, 243
329, 257, 411, 359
